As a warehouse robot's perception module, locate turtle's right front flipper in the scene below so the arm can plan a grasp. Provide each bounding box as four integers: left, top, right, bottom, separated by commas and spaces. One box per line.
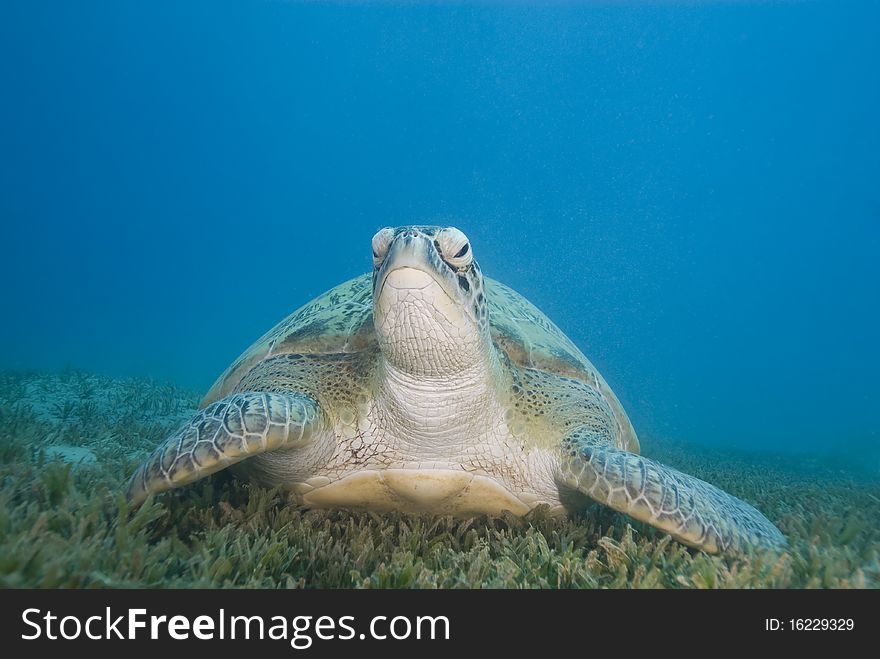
126, 391, 321, 506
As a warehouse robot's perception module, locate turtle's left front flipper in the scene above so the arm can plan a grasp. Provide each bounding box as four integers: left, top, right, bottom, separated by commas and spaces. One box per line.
126, 391, 321, 506
559, 432, 786, 554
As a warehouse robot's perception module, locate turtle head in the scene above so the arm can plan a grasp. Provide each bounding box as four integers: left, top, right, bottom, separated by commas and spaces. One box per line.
371, 226, 491, 377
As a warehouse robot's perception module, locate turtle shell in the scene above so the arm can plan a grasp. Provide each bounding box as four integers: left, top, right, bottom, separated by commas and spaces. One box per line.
485, 278, 638, 452
201, 272, 638, 452
202, 274, 375, 406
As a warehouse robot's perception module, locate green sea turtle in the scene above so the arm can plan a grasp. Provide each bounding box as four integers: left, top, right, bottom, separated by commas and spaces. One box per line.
127, 226, 785, 554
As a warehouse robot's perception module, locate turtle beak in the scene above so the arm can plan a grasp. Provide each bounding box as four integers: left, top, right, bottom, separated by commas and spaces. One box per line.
376, 232, 446, 297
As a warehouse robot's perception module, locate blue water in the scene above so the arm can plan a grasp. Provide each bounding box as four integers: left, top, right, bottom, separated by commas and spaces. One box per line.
1, 2, 877, 461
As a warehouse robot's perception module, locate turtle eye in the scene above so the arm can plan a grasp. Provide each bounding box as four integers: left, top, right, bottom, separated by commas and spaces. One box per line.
371, 228, 394, 266
436, 227, 473, 268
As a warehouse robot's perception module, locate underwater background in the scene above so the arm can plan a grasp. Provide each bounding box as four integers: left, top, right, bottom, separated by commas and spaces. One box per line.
0, 2, 878, 587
